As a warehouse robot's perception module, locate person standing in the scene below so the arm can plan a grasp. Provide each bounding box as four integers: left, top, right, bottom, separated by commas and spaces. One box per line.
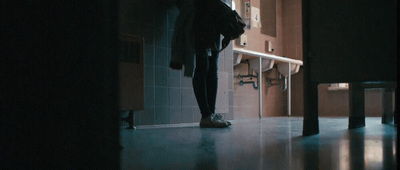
192, 0, 231, 128
170, 0, 233, 128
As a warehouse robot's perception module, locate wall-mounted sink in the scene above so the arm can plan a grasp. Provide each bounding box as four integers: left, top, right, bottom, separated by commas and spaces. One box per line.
248, 58, 275, 73
233, 48, 303, 117
277, 63, 300, 76
233, 53, 242, 66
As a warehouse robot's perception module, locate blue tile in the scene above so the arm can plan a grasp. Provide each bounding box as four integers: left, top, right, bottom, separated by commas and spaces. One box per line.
169, 107, 182, 124
227, 106, 234, 120
138, 107, 154, 125
191, 92, 197, 107
168, 68, 181, 87
193, 107, 201, 122
167, 47, 171, 64
228, 90, 234, 107
219, 48, 225, 58
144, 86, 154, 107
155, 67, 168, 86
218, 55, 224, 72
223, 42, 233, 57
169, 87, 181, 107
155, 86, 168, 107
167, 30, 174, 49
144, 45, 154, 65
132, 110, 143, 125
228, 74, 233, 91
181, 107, 193, 123
155, 107, 170, 125
155, 47, 168, 67
181, 76, 192, 88
224, 57, 233, 73
144, 66, 154, 86
155, 28, 168, 48
181, 88, 194, 107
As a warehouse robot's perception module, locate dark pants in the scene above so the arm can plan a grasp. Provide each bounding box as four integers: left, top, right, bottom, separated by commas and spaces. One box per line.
193, 40, 220, 117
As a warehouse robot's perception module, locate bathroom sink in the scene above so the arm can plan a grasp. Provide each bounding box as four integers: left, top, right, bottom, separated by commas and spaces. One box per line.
233, 53, 242, 66
277, 63, 300, 76
248, 58, 274, 73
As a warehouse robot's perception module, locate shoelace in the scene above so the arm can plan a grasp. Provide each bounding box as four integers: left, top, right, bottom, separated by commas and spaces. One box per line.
213, 113, 225, 121
213, 113, 231, 125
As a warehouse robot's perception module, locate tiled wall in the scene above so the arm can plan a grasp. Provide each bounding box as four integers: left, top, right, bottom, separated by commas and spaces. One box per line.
120, 0, 233, 125
282, 0, 303, 116
318, 84, 391, 117
282, 0, 302, 61
234, 64, 287, 118
233, 64, 260, 119
291, 68, 304, 116
233, 0, 282, 55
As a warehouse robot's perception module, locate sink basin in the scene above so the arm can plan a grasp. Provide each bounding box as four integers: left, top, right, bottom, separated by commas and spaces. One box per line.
248, 58, 275, 73
233, 53, 242, 66
277, 63, 300, 76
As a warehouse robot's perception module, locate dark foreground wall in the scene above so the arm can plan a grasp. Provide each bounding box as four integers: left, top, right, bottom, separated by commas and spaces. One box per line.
2, 1, 120, 169
302, 0, 398, 136
304, 0, 397, 83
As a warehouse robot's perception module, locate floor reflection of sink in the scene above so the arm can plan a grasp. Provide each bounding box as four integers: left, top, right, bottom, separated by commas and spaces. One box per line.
277, 63, 300, 76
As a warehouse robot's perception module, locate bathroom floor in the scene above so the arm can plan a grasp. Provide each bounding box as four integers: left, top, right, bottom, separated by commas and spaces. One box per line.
120, 117, 397, 170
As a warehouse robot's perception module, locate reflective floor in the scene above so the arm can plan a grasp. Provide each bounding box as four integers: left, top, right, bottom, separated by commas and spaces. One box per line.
120, 117, 397, 170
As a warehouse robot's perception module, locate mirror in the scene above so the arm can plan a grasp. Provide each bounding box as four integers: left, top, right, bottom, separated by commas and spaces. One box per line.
260, 0, 276, 37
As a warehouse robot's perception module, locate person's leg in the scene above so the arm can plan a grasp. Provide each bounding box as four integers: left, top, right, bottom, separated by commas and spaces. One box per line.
193, 49, 229, 128
205, 34, 220, 114
206, 50, 231, 125
193, 49, 219, 117
193, 49, 211, 117
193, 32, 230, 127
206, 51, 218, 114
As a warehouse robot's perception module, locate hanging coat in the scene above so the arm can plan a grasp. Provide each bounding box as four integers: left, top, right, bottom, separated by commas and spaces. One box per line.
170, 0, 195, 77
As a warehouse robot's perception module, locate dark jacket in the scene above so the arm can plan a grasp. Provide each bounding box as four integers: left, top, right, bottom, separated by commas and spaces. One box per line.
193, 0, 222, 51
170, 0, 196, 77
170, 0, 226, 77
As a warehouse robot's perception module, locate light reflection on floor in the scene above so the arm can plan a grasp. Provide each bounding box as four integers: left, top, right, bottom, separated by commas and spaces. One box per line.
363, 140, 383, 168
120, 117, 397, 170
